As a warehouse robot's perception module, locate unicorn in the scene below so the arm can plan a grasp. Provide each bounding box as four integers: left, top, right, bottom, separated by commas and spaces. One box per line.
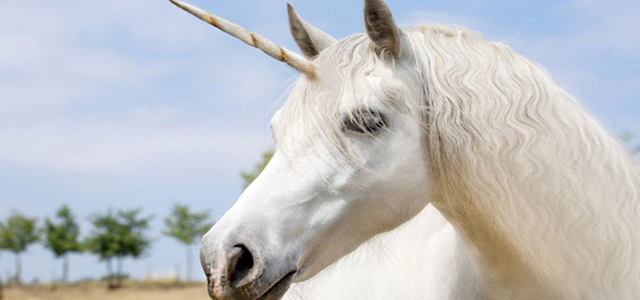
170, 0, 640, 299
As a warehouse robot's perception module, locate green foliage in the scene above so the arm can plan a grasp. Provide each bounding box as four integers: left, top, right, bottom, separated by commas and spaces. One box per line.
620, 130, 640, 157
163, 204, 214, 245
0, 219, 3, 252
44, 205, 83, 257
85, 210, 121, 261
116, 209, 152, 259
0, 219, 4, 293
0, 212, 39, 254
240, 150, 274, 188
85, 208, 152, 260
163, 204, 215, 282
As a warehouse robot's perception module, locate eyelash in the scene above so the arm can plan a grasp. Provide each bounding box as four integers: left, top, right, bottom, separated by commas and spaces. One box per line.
342, 109, 388, 136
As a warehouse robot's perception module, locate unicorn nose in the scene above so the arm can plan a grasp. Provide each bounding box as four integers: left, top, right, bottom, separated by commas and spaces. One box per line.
226, 245, 256, 287
203, 244, 262, 299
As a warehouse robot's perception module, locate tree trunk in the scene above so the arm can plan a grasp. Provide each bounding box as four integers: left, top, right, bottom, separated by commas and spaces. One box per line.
116, 256, 123, 287
174, 264, 180, 284
63, 254, 69, 283
51, 270, 57, 291
0, 253, 3, 299
14, 253, 21, 286
106, 258, 113, 287
186, 245, 191, 282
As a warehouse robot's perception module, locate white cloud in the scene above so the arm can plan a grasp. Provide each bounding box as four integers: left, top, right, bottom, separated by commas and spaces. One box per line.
578, 0, 640, 58
518, 0, 640, 59
0, 0, 207, 108
0, 0, 287, 182
512, 0, 640, 103
0, 117, 272, 182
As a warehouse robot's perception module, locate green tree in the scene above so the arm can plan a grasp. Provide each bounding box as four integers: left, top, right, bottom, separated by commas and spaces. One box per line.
85, 209, 152, 287
163, 204, 215, 282
85, 210, 119, 287
44, 205, 83, 283
620, 130, 640, 157
241, 149, 274, 188
116, 209, 152, 272
0, 212, 39, 285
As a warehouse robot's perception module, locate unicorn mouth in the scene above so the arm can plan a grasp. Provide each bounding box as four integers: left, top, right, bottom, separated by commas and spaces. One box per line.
255, 271, 296, 300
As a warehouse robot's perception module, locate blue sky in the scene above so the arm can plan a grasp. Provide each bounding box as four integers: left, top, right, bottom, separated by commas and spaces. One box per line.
1, 0, 638, 283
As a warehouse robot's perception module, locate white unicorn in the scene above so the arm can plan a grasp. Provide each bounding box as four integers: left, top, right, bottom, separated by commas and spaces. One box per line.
170, 0, 640, 299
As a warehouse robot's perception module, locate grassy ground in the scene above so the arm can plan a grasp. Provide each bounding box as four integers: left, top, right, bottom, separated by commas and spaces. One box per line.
2, 281, 210, 300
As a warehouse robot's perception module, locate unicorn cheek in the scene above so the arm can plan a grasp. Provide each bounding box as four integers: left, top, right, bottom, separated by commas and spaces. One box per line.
308, 200, 348, 227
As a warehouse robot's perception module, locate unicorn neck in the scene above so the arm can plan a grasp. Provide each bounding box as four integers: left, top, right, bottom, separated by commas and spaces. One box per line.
285, 204, 487, 300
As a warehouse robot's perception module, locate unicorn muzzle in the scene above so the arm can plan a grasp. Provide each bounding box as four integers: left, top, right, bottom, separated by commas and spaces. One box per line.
200, 232, 298, 300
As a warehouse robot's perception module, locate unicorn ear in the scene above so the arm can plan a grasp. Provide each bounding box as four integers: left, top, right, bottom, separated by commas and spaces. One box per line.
363, 0, 401, 59
287, 3, 337, 59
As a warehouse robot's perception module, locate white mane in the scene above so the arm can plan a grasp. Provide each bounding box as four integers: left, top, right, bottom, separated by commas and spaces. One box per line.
410, 23, 640, 298
275, 33, 412, 161
280, 23, 640, 299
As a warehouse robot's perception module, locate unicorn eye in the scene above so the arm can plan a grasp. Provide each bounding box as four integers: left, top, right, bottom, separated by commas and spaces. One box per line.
343, 109, 388, 136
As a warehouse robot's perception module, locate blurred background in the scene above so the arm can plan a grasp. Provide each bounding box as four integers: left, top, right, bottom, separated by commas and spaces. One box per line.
0, 0, 638, 290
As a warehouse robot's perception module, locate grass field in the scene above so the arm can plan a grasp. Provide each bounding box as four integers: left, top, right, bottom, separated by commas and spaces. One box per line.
2, 281, 210, 300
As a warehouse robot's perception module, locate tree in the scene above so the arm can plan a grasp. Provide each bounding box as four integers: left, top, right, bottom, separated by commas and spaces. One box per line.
85, 209, 152, 288
44, 205, 83, 283
163, 204, 215, 282
240, 149, 274, 188
84, 210, 119, 287
0, 212, 39, 285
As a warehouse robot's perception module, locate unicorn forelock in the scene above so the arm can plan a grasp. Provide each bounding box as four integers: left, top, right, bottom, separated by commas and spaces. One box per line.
275, 33, 417, 162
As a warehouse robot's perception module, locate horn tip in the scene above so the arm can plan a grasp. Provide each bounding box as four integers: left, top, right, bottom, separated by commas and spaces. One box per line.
169, 0, 186, 9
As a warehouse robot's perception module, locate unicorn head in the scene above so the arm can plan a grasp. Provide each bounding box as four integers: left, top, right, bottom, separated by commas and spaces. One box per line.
170, 0, 435, 298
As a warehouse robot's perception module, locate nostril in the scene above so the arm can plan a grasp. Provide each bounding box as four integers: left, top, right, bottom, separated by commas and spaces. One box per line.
200, 249, 210, 277
229, 244, 254, 287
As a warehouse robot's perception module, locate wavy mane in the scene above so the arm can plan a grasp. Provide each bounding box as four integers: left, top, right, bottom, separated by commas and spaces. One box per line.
411, 24, 640, 297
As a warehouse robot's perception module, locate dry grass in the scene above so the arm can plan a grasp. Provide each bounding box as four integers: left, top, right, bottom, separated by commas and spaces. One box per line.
3, 281, 210, 300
